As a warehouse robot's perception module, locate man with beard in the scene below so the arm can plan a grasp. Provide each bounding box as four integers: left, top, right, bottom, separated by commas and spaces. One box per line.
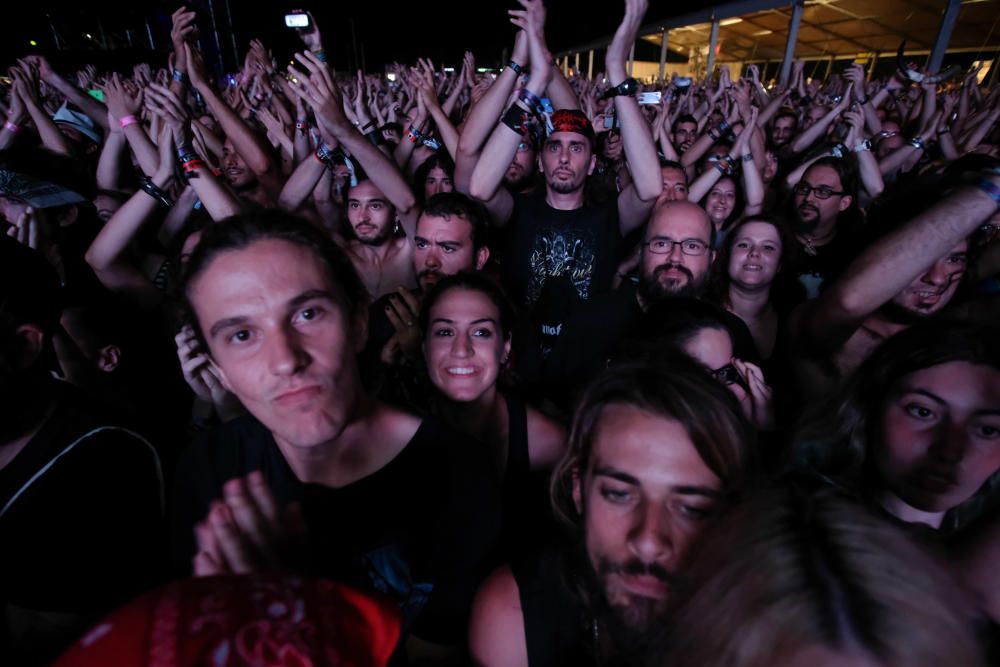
285, 49, 421, 299
468, 0, 661, 355
0, 238, 165, 666
784, 157, 860, 300
789, 168, 1000, 404
469, 361, 755, 666
542, 201, 755, 402
671, 115, 698, 155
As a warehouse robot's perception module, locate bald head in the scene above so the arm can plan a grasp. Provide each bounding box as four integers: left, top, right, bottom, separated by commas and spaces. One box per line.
640, 201, 715, 301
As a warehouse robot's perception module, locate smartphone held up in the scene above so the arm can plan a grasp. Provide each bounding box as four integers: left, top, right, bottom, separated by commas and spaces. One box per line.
285, 13, 310, 29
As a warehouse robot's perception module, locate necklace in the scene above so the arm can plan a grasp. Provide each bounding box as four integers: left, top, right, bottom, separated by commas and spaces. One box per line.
797, 229, 836, 256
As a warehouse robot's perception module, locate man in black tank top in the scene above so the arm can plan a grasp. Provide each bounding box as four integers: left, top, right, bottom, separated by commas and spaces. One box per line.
468, 360, 756, 666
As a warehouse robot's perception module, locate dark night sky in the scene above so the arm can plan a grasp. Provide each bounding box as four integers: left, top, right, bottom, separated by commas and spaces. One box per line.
1, 0, 713, 74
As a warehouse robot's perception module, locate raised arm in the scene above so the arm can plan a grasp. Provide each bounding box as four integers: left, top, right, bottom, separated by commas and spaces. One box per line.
792, 173, 999, 355
843, 107, 883, 198
789, 85, 852, 155
13, 66, 73, 156
607, 0, 661, 234
185, 42, 277, 178
105, 74, 159, 177
85, 128, 176, 306
22, 55, 110, 133
455, 30, 529, 194
468, 0, 552, 225
291, 51, 419, 234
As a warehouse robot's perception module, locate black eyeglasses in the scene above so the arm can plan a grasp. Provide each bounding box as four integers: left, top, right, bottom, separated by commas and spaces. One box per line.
711, 363, 747, 391
793, 182, 845, 200
644, 237, 709, 256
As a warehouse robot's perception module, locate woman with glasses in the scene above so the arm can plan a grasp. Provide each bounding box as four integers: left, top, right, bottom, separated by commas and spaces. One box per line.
620, 298, 775, 433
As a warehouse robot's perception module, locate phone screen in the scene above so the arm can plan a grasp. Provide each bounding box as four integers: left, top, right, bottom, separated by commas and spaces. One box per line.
285, 14, 310, 28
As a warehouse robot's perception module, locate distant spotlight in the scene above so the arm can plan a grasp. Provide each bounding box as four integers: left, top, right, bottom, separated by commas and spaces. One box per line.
386, 72, 397, 82
85, 33, 93, 40
29, 40, 38, 47
443, 67, 455, 73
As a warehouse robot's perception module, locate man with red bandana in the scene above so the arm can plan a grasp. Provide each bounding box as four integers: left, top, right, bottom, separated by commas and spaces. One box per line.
468, 0, 661, 354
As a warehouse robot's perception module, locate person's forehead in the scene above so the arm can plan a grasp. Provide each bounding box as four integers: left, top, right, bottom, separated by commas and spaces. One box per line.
545, 131, 591, 147
417, 213, 473, 241
661, 166, 687, 184
426, 166, 450, 178
735, 221, 781, 244
677, 121, 697, 131
649, 204, 712, 241
895, 361, 1000, 413
430, 287, 499, 321
348, 181, 388, 200
775, 115, 796, 126
711, 179, 736, 194
803, 165, 842, 187
192, 238, 340, 305
587, 404, 719, 487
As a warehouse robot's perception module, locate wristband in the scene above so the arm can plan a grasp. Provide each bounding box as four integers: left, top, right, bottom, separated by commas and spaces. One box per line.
140, 179, 172, 208
830, 143, 848, 159
742, 152, 754, 163
714, 161, 731, 176
406, 125, 424, 143
182, 159, 207, 175
708, 127, 721, 142
507, 60, 524, 76
501, 104, 531, 136
314, 142, 335, 165
119, 115, 139, 130
518, 88, 544, 116
295, 121, 307, 133
721, 154, 738, 172
172, 69, 188, 84
908, 136, 926, 150
365, 127, 386, 147
976, 179, 1000, 209
937, 127, 951, 136
857, 95, 870, 105
312, 49, 328, 63
4, 120, 22, 133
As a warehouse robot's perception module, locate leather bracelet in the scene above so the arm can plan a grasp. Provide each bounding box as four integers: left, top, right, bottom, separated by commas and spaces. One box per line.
140, 179, 172, 208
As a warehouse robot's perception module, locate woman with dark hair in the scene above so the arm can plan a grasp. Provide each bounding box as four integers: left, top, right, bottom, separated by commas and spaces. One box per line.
792, 320, 1000, 535
421, 273, 566, 538
412, 153, 455, 206
712, 215, 795, 361
653, 483, 985, 667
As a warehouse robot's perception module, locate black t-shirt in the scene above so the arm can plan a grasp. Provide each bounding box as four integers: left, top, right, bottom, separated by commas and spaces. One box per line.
171, 413, 503, 644
785, 221, 862, 302
501, 193, 624, 354
0, 382, 166, 665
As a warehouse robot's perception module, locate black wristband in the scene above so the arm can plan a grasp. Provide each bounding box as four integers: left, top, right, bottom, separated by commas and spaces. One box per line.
501, 104, 531, 136
507, 60, 524, 76
140, 179, 172, 208
365, 127, 386, 147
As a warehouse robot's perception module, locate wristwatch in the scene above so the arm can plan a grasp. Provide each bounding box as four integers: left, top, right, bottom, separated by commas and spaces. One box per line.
605, 78, 640, 98
852, 139, 872, 153
830, 143, 848, 158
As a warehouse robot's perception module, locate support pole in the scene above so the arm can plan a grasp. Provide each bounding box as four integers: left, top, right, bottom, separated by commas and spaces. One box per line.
779, 0, 804, 86
659, 29, 669, 82
588, 49, 594, 78
927, 0, 961, 73
707, 18, 720, 78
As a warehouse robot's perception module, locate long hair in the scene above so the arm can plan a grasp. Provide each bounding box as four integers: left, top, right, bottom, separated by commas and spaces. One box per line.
551, 358, 757, 533
709, 215, 796, 309
791, 320, 1000, 530
653, 482, 984, 667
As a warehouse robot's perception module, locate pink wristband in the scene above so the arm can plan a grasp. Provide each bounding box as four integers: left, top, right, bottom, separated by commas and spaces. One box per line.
3, 120, 21, 133
119, 115, 139, 129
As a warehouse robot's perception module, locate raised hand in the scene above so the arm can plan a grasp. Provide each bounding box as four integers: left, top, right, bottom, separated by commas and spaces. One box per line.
287, 51, 350, 136
104, 73, 143, 124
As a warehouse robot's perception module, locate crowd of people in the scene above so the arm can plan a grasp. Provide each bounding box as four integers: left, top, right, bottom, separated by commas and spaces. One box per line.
1, 0, 999, 664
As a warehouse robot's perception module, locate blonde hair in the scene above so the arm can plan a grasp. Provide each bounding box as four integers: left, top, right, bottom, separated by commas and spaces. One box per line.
656, 484, 984, 667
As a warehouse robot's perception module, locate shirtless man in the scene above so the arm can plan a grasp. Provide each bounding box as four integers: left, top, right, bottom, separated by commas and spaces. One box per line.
289, 51, 420, 299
